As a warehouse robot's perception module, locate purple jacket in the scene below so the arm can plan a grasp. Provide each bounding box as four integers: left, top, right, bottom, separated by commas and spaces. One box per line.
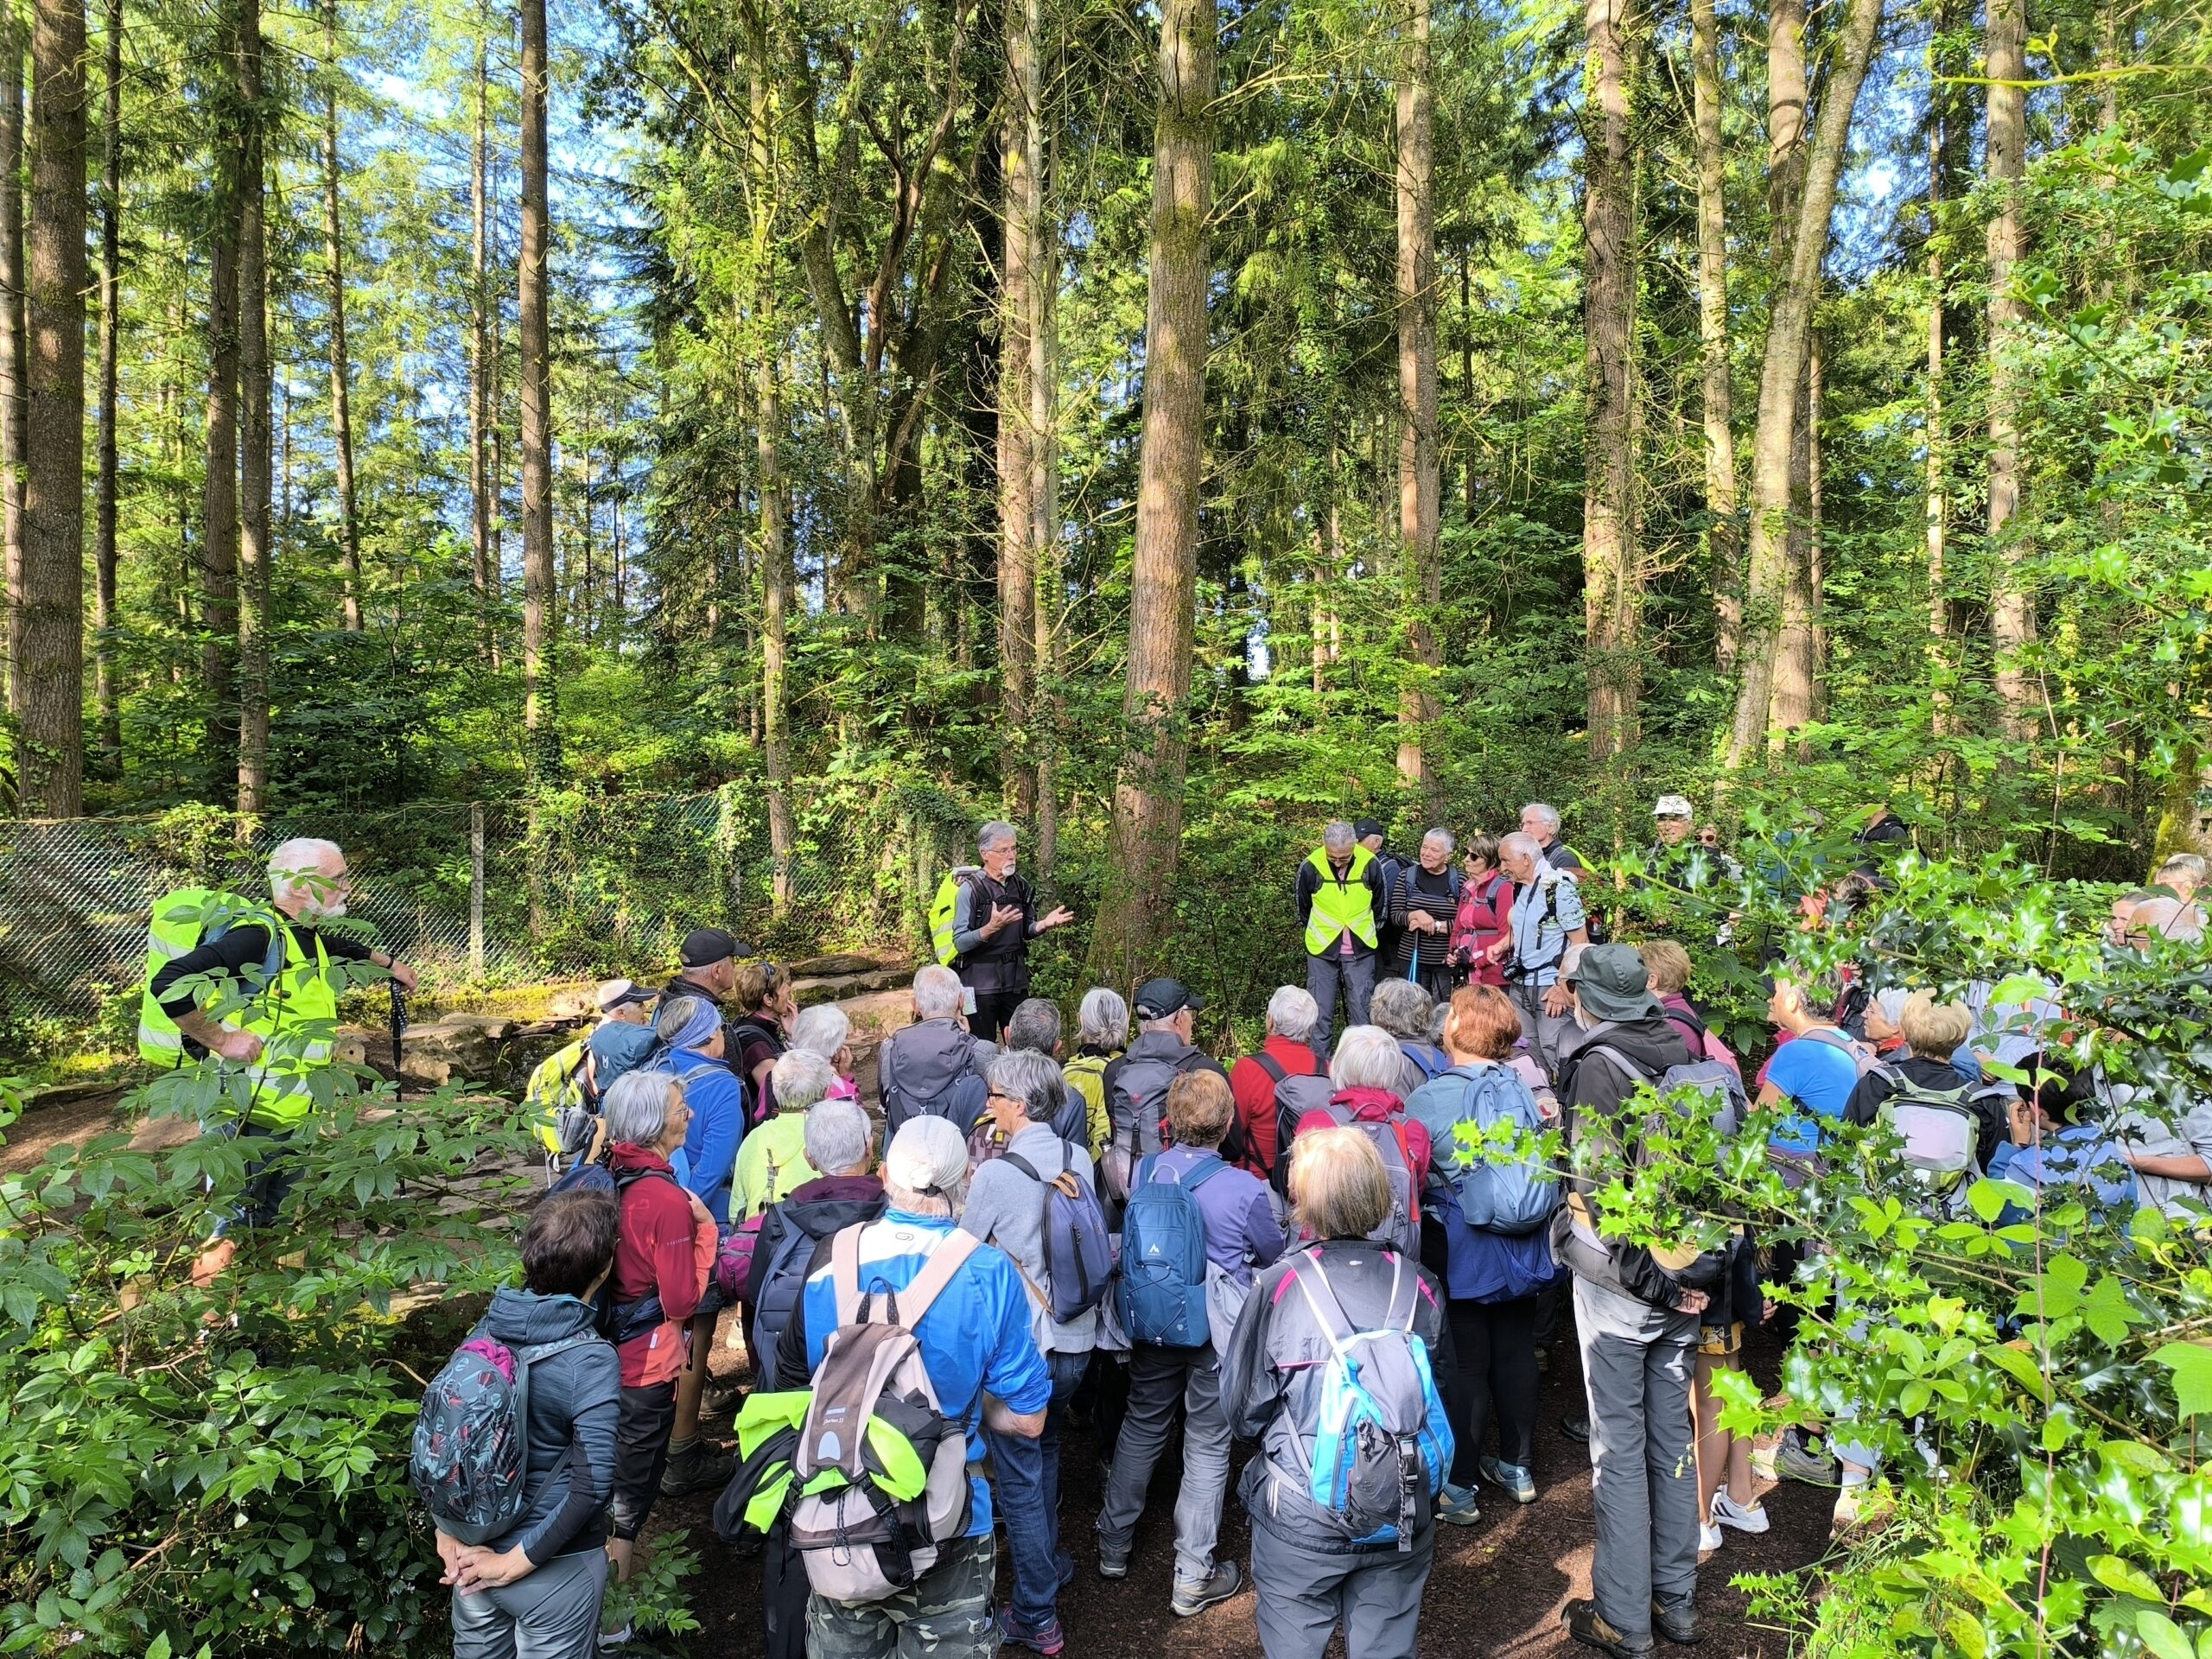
1145, 1145, 1287, 1283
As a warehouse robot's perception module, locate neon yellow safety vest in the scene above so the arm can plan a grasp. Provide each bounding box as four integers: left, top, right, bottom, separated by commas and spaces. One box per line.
1304, 845, 1380, 956
137, 887, 340, 1130
928, 868, 985, 967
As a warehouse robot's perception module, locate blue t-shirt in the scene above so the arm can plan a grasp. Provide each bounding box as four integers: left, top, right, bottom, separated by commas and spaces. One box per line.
1765, 1031, 1863, 1155
795, 1211, 1051, 1536
1993, 1125, 2139, 1210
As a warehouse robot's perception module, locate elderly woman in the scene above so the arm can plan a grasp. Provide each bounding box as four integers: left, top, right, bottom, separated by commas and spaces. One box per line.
1370, 978, 1448, 1098
1222, 1127, 1453, 1659
1448, 833, 1515, 989
729, 1049, 837, 1223
1390, 829, 1465, 1001
1282, 1024, 1433, 1255
594, 1073, 721, 1584
788, 1001, 860, 1101
1065, 986, 1129, 1156
442, 1191, 621, 1659
1229, 986, 1328, 1180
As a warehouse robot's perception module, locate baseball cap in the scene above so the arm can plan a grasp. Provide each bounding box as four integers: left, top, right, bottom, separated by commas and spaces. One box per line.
596, 977, 654, 1012
1563, 943, 1662, 1023
1134, 976, 1206, 1020
1653, 794, 1694, 818
1353, 819, 1387, 842
678, 926, 749, 968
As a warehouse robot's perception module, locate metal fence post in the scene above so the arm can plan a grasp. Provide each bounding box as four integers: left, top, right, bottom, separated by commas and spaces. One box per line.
469, 803, 486, 978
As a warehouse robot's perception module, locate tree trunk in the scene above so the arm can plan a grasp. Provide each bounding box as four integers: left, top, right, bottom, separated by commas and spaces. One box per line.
996, 0, 1040, 820
200, 17, 240, 772
322, 0, 362, 632
1724, 0, 1884, 768
1925, 30, 1949, 727
236, 0, 271, 815
1690, 0, 1738, 674
1, 14, 23, 721
1090, 0, 1212, 986
1026, 3, 1061, 878
1581, 0, 1639, 763
1395, 0, 1442, 812
518, 0, 556, 776
1772, 325, 1821, 733
91, 0, 118, 774
1985, 0, 2035, 741
760, 354, 794, 911
14, 0, 86, 815
470, 4, 493, 651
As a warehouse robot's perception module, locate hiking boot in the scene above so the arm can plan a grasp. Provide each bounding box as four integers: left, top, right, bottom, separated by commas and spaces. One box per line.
1651, 1596, 1701, 1645
1436, 1482, 1482, 1527
1560, 1414, 1593, 1445
1171, 1561, 1242, 1617
1480, 1456, 1537, 1505
658, 1437, 734, 1497
1563, 1599, 1655, 1658
1096, 1541, 1128, 1580
998, 1610, 1066, 1655
1773, 1429, 1840, 1487
1709, 1491, 1769, 1535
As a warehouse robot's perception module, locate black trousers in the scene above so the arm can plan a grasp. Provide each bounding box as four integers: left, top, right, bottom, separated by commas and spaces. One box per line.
1446, 1294, 1541, 1481
762, 1522, 809, 1659
969, 988, 1027, 1046
608, 1379, 677, 1541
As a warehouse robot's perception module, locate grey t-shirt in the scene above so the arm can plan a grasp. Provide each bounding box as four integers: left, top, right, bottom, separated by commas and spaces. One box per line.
961, 1121, 1099, 1354
2116, 1087, 2212, 1217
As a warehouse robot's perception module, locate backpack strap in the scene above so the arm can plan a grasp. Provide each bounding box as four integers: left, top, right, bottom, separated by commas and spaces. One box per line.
830, 1220, 981, 1331
1181, 1154, 1226, 1192
507, 1330, 604, 1452
1254, 1052, 1287, 1087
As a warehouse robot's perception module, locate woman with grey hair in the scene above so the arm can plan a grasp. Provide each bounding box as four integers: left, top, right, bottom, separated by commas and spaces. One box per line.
729, 1048, 838, 1222
1065, 987, 1129, 1155
1370, 977, 1450, 1097
598, 1071, 721, 1580
1274, 1025, 1435, 1257
787, 1001, 860, 1102
1389, 828, 1465, 1001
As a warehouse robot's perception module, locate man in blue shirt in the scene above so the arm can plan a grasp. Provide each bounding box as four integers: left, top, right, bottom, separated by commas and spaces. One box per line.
773, 1116, 1049, 1659
1757, 979, 1866, 1160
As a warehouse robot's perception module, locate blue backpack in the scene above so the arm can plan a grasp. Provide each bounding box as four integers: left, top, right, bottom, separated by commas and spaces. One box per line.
1004, 1145, 1115, 1323
410, 1328, 603, 1544
1414, 1065, 1558, 1235
1286, 1253, 1452, 1550
1115, 1154, 1222, 1346
1399, 1041, 1452, 1085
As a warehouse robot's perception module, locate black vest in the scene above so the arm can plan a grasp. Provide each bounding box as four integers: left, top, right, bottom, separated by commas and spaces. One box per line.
960, 870, 1033, 994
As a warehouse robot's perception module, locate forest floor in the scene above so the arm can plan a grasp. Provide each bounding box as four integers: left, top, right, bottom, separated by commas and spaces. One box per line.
652, 1315, 1830, 1658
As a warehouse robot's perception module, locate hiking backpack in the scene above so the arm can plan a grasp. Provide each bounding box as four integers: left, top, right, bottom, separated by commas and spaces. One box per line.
1871, 1067, 1981, 1193
713, 1224, 981, 1601
1116, 1154, 1223, 1346
410, 1328, 604, 1545
1259, 1051, 1336, 1187
1580, 1042, 1748, 1142
1315, 1103, 1421, 1257
1284, 1252, 1452, 1552
1003, 1145, 1114, 1323
1102, 1050, 1184, 1204
1415, 1065, 1558, 1235
524, 1038, 596, 1173
880, 1037, 990, 1139
1399, 1041, 1452, 1086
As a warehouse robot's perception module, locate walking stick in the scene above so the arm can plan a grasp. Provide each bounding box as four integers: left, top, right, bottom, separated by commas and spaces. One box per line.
388, 981, 410, 1104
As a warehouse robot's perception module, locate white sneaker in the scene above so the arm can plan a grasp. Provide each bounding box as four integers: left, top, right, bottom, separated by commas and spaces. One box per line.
1710, 1491, 1770, 1535
1700, 1521, 1723, 1554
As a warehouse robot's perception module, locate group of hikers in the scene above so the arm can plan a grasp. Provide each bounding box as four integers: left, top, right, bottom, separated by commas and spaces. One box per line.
143, 812, 2212, 1659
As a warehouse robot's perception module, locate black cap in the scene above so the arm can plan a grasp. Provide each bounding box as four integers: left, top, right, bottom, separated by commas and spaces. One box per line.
1353, 819, 1386, 842
1134, 976, 1205, 1019
678, 926, 747, 968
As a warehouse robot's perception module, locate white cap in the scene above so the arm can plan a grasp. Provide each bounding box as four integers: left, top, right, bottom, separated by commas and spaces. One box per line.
1653, 794, 1694, 818
884, 1116, 969, 1197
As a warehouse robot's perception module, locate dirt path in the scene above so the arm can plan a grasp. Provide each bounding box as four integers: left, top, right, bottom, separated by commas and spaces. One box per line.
647, 1318, 1827, 1657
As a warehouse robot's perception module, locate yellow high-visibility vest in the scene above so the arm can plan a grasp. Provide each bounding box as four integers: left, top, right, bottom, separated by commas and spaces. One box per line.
1304, 846, 1379, 956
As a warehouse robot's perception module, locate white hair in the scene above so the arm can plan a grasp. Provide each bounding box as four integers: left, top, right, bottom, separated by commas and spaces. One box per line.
268, 837, 343, 904
978, 820, 1018, 854
1522, 803, 1561, 834
1077, 987, 1129, 1049
1267, 985, 1319, 1040
912, 964, 965, 1020
803, 1097, 874, 1175
1871, 987, 1911, 1027
1421, 828, 1454, 854
789, 1001, 852, 1059
1322, 820, 1357, 854
603, 1071, 683, 1148
1498, 830, 1541, 863
1329, 1025, 1405, 1093
771, 1048, 837, 1112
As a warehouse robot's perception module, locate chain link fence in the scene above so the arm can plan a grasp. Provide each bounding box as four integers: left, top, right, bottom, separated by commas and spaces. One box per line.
0, 782, 981, 1038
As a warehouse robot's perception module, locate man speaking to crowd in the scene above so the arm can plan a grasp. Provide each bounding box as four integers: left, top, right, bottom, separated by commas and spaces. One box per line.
930, 820, 1075, 1044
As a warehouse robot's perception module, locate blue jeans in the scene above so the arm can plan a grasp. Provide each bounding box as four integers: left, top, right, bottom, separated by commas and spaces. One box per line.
988, 1349, 1090, 1630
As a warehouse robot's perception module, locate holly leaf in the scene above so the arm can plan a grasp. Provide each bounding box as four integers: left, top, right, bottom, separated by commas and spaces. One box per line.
2153, 1341, 2212, 1420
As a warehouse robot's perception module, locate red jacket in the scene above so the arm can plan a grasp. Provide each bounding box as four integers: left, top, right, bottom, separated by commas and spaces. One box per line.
1293, 1085, 1433, 1190
1228, 1034, 1327, 1177
609, 1143, 715, 1388
1449, 871, 1515, 987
